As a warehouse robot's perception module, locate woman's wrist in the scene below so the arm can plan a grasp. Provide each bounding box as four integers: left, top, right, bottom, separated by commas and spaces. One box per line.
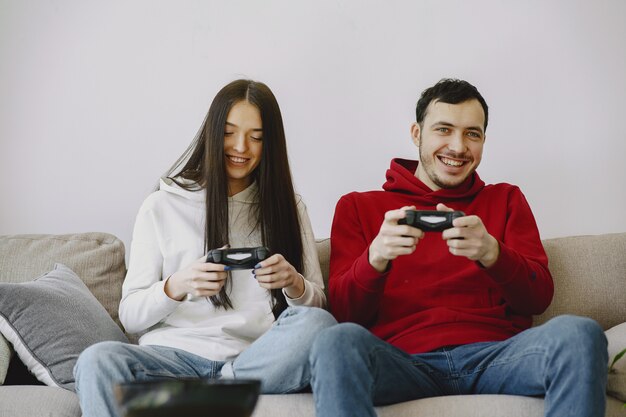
284, 273, 306, 299
164, 273, 185, 301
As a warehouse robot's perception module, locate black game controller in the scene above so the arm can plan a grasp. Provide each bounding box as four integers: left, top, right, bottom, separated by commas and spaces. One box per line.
206, 246, 270, 270
398, 210, 465, 232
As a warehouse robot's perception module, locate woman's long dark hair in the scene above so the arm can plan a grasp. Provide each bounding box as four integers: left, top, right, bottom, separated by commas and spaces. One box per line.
163, 79, 303, 318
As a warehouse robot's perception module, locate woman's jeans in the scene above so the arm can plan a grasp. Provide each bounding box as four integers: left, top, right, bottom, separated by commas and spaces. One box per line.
309, 315, 608, 417
73, 306, 337, 417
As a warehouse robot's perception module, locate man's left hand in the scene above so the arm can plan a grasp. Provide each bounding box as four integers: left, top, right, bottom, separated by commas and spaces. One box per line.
438, 203, 500, 268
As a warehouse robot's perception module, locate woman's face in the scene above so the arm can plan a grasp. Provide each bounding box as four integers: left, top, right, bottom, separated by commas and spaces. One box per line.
223, 100, 264, 196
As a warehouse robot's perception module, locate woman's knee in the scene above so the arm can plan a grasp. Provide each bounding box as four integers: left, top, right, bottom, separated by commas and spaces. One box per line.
278, 306, 337, 332
74, 341, 131, 378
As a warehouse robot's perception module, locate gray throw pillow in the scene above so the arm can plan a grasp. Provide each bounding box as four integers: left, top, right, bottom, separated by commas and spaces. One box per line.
0, 333, 11, 384
0, 263, 129, 391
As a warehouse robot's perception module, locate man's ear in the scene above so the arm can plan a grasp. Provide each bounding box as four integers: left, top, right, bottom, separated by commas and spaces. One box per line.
410, 122, 421, 147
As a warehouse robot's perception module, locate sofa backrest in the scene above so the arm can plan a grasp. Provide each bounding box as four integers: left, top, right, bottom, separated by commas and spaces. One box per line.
0, 233, 126, 329
2, 232, 624, 333
534, 232, 626, 329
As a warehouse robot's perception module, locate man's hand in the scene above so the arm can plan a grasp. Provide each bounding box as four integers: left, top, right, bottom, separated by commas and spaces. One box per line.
369, 206, 424, 273
438, 203, 500, 268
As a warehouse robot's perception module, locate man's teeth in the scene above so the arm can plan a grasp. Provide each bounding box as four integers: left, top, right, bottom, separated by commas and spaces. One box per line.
229, 156, 247, 163
440, 157, 463, 167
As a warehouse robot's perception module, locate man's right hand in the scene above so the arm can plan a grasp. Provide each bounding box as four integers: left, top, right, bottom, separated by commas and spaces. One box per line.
368, 206, 424, 273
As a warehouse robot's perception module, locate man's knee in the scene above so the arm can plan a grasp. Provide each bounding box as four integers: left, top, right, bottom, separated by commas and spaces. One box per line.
311, 322, 371, 359
546, 315, 607, 361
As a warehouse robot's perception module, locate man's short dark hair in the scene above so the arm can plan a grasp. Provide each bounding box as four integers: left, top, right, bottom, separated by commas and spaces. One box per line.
415, 78, 489, 131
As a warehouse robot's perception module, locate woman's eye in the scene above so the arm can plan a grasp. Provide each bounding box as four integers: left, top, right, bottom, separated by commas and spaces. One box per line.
251, 136, 263, 141
224, 132, 234, 136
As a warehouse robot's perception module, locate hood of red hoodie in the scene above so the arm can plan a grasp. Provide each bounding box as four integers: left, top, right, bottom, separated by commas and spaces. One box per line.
382, 158, 485, 205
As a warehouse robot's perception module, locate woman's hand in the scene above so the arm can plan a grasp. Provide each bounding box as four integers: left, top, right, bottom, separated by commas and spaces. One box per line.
164, 255, 229, 301
254, 254, 305, 299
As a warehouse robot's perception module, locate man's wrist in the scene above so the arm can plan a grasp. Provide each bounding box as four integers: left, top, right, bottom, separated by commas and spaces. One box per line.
479, 237, 500, 268
368, 248, 390, 273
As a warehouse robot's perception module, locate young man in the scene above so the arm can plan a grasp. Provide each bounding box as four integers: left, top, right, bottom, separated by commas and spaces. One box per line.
309, 79, 608, 417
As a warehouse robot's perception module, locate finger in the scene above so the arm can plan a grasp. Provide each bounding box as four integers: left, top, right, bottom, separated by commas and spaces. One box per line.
452, 215, 481, 228
190, 278, 226, 293
442, 227, 464, 241
383, 234, 419, 248
256, 253, 281, 269
254, 263, 277, 277
388, 245, 418, 258
384, 206, 416, 223
198, 262, 229, 272
256, 272, 291, 289
393, 224, 425, 239
254, 272, 280, 284
436, 203, 453, 212
193, 271, 228, 282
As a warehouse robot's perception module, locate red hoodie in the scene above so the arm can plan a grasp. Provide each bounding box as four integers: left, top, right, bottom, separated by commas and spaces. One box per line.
329, 159, 554, 354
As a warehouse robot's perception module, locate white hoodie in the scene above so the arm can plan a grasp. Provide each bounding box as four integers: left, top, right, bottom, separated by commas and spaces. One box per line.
119, 178, 326, 361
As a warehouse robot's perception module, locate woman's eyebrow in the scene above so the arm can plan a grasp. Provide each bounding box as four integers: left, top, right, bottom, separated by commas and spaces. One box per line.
225, 122, 262, 132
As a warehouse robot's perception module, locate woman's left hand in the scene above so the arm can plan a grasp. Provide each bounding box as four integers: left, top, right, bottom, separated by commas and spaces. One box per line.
254, 254, 305, 299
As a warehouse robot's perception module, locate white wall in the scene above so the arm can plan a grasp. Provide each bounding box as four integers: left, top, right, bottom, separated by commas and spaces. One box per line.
1, 0, 625, 256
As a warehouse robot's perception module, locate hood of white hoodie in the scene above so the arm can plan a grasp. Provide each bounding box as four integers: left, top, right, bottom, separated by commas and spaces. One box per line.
159, 177, 259, 204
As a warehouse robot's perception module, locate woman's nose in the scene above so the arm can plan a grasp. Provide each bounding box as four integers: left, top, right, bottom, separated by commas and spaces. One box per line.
232, 134, 247, 153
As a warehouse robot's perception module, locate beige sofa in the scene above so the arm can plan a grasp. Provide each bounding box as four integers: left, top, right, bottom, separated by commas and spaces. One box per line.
1, 232, 625, 416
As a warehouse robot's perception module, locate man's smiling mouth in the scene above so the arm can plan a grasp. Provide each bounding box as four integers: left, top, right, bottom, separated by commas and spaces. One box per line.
438, 156, 467, 167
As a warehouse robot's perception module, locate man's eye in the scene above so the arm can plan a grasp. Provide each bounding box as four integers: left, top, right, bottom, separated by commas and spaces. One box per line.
467, 131, 481, 139
437, 127, 449, 133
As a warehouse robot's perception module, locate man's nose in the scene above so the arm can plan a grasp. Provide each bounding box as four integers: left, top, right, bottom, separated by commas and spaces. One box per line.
447, 133, 466, 153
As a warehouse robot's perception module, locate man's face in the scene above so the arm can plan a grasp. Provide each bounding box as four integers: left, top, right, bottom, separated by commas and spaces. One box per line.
410, 99, 486, 191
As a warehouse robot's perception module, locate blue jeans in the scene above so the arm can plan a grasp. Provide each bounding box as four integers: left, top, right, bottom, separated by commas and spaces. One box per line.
74, 306, 337, 417
309, 315, 608, 417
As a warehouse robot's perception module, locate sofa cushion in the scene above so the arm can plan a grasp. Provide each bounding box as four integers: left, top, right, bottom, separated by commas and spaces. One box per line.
0, 233, 126, 328
0, 385, 81, 417
0, 334, 11, 384
606, 322, 626, 401
534, 232, 626, 330
0, 264, 129, 391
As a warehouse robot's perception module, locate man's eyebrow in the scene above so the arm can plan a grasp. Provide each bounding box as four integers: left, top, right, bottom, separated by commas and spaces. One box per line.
466, 126, 484, 135
225, 122, 263, 132
431, 121, 483, 135
432, 121, 455, 128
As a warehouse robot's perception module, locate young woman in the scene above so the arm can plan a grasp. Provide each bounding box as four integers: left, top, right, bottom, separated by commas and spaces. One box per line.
74, 79, 336, 417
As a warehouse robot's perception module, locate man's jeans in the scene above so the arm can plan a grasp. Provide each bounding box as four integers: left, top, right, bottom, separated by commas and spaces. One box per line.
73, 306, 336, 417
310, 315, 608, 417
